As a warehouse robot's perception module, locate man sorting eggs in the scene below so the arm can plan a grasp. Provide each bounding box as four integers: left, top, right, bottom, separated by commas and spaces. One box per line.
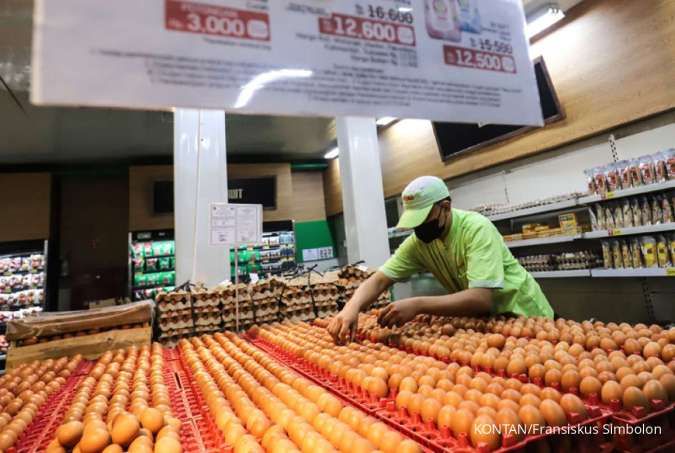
328, 176, 554, 344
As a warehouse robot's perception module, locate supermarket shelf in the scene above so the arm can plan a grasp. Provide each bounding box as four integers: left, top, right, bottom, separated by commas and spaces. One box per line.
487, 198, 579, 221
530, 269, 591, 278
584, 222, 675, 239
579, 180, 675, 204
590, 268, 675, 278
505, 234, 581, 248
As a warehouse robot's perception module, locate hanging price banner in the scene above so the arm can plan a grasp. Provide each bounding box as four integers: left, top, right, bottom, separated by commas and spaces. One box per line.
32, 0, 543, 126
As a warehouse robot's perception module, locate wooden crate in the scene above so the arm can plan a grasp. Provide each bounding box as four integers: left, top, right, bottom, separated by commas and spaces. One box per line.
6, 325, 152, 370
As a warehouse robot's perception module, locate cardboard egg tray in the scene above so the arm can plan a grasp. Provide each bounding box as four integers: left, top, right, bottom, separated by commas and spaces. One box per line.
12, 361, 93, 453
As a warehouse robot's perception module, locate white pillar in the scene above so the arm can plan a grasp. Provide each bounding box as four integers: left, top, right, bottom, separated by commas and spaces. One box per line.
174, 109, 229, 287
337, 117, 390, 268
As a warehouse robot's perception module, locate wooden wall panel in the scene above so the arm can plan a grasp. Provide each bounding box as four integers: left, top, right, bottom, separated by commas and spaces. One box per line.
324, 159, 343, 216
377, 0, 675, 198
291, 171, 326, 221
129, 165, 174, 232
228, 163, 293, 222
0, 173, 51, 241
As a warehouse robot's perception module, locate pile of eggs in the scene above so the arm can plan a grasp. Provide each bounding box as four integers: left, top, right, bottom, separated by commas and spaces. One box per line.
46, 343, 183, 453
179, 332, 422, 453
0, 355, 82, 450
258, 318, 675, 451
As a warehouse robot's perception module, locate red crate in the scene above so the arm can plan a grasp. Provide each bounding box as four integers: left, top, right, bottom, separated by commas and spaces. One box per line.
609, 400, 675, 452
12, 368, 92, 453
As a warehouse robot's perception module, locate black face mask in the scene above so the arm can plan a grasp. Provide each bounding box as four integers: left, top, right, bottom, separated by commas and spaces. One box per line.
414, 215, 445, 243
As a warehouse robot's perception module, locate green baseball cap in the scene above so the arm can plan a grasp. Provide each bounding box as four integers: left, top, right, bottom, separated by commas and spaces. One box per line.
396, 176, 450, 229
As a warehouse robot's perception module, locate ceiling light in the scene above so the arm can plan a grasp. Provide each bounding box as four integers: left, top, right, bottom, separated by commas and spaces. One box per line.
324, 147, 339, 159
526, 5, 564, 38
376, 117, 398, 127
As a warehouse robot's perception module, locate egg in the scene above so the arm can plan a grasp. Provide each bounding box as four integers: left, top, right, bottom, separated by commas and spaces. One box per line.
470, 415, 500, 450
79, 426, 111, 453
451, 409, 475, 437
560, 370, 580, 392
518, 405, 545, 429
101, 445, 123, 453
642, 380, 668, 402
155, 435, 183, 453
622, 386, 650, 410
111, 413, 139, 446
437, 405, 456, 429
56, 421, 84, 448
539, 400, 567, 426
579, 376, 602, 398
495, 408, 523, 441
420, 398, 441, 424
559, 394, 587, 417
659, 374, 675, 401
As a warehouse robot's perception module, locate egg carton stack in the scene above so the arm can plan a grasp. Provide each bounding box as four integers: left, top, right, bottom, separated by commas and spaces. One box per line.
280, 277, 316, 322
338, 265, 391, 309
156, 291, 194, 346
249, 279, 282, 325
308, 271, 340, 319
221, 283, 256, 330
192, 289, 222, 335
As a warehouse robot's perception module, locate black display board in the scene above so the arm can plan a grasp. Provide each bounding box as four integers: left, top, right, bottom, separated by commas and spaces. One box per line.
228, 177, 277, 209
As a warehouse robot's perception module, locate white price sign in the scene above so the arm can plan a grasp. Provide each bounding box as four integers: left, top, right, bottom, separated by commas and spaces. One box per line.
209, 203, 262, 246
32, 0, 543, 126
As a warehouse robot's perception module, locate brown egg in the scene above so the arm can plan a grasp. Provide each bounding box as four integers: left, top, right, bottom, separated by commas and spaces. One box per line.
643, 380, 668, 402
559, 394, 587, 417
111, 413, 139, 446
622, 387, 650, 410
154, 436, 183, 453
470, 415, 500, 450
539, 400, 567, 426
56, 421, 84, 448
79, 426, 110, 453
101, 445, 123, 453
659, 374, 675, 401
495, 408, 523, 441
140, 408, 164, 434
560, 370, 580, 392
451, 409, 475, 437
518, 405, 545, 429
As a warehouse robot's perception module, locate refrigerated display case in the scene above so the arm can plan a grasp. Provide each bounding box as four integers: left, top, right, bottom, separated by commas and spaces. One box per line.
128, 230, 176, 301
230, 230, 296, 281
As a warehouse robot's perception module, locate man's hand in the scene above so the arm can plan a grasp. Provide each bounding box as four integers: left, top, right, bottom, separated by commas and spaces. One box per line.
327, 307, 359, 344
377, 298, 420, 327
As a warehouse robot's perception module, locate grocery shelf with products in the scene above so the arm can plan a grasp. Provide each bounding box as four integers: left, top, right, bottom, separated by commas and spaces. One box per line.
229, 230, 296, 281
128, 230, 176, 301
0, 242, 47, 312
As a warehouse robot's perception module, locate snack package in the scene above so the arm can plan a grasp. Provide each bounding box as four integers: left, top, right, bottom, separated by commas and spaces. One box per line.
606, 163, 621, 192
611, 240, 623, 269
621, 241, 631, 268
593, 166, 608, 195
630, 238, 643, 268
132, 243, 144, 258
664, 195, 674, 224
656, 235, 670, 268
629, 158, 643, 187
617, 160, 631, 190
655, 151, 669, 183
613, 203, 625, 228
639, 155, 656, 185
651, 197, 662, 224
669, 234, 675, 266
622, 199, 633, 228
145, 258, 159, 273
641, 197, 652, 226
631, 198, 642, 226
593, 204, 604, 230
641, 236, 657, 268
143, 242, 153, 257
133, 273, 146, 287
666, 148, 675, 180
605, 206, 615, 229
159, 257, 172, 271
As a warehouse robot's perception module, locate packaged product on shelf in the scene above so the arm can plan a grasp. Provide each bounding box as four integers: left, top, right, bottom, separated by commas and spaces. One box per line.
622, 199, 633, 227
621, 241, 631, 268
630, 238, 643, 268
145, 257, 158, 272
639, 155, 656, 185
611, 240, 623, 268
605, 162, 621, 191
641, 197, 652, 225
666, 148, 675, 179
593, 166, 608, 194
592, 204, 604, 229
640, 236, 658, 268
142, 241, 153, 256
131, 242, 144, 257
631, 198, 642, 226
612, 203, 624, 228
617, 160, 631, 190
651, 196, 663, 224
584, 168, 596, 194
670, 233, 675, 265
629, 158, 643, 187
604, 205, 615, 229
133, 272, 146, 287
662, 195, 674, 223
655, 150, 669, 183
656, 235, 671, 268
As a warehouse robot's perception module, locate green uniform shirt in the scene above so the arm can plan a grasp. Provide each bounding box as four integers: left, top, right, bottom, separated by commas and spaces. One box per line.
381, 209, 553, 318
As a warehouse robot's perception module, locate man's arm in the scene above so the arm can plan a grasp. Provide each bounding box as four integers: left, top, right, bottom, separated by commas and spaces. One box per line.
378, 288, 492, 327
327, 271, 394, 343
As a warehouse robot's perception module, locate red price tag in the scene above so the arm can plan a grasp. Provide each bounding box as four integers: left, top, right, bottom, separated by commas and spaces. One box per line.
319, 13, 415, 47
443, 45, 516, 74
165, 0, 270, 42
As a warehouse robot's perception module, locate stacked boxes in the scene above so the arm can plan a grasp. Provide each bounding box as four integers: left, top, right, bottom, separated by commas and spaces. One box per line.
221, 284, 255, 331
156, 291, 193, 346
192, 289, 221, 335
280, 278, 316, 322
249, 279, 281, 325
